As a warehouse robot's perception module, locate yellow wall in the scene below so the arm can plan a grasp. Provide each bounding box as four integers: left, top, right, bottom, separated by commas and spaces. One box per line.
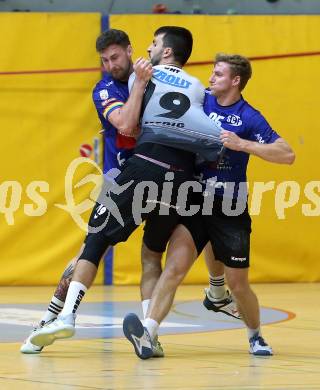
0, 13, 104, 285
111, 15, 320, 283
1, 14, 319, 285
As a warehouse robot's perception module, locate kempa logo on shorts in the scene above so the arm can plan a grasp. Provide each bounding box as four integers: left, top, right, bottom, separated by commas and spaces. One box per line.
231, 256, 247, 262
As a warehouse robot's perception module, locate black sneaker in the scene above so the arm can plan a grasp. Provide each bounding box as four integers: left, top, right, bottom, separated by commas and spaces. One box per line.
203, 289, 242, 320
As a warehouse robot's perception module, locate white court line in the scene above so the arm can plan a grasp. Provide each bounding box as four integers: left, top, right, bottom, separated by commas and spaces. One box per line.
0, 308, 200, 328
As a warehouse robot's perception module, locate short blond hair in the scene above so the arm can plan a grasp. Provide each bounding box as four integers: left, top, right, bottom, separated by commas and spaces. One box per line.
214, 53, 252, 91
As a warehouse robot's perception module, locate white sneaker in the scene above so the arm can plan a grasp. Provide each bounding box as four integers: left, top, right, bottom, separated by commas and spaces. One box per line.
30, 313, 76, 347
20, 320, 47, 354
203, 289, 242, 320
249, 333, 273, 356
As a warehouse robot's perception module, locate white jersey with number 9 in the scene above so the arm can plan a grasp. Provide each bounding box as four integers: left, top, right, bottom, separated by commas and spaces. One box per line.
129, 64, 222, 161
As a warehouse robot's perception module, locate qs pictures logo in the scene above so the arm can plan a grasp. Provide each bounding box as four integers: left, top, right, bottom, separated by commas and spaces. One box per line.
55, 158, 103, 231
0, 158, 102, 229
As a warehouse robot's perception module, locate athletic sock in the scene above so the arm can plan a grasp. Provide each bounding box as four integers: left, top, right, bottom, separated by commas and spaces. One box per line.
59, 281, 87, 317
144, 317, 159, 340
142, 299, 150, 319
247, 327, 262, 340
40, 296, 64, 324
208, 274, 226, 300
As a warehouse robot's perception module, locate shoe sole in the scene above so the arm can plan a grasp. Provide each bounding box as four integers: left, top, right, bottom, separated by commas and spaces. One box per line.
203, 297, 242, 320
123, 313, 153, 360
30, 325, 75, 347
20, 346, 43, 354
249, 350, 273, 356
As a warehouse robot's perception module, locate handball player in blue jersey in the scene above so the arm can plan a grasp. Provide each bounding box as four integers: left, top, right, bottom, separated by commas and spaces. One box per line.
124, 53, 295, 359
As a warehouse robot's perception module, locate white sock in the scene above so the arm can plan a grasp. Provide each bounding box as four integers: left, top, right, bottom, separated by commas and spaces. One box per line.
247, 327, 262, 340
209, 274, 226, 300
60, 281, 87, 317
40, 296, 64, 323
144, 317, 159, 340
142, 299, 150, 319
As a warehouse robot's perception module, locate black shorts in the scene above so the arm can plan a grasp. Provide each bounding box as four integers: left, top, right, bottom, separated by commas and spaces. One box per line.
80, 155, 194, 264
142, 175, 203, 253
143, 212, 180, 253
181, 196, 252, 268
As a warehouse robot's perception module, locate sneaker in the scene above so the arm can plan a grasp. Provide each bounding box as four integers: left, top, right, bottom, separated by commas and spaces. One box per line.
20, 320, 47, 354
123, 313, 154, 360
30, 313, 76, 347
152, 335, 165, 358
203, 289, 242, 320
249, 333, 273, 356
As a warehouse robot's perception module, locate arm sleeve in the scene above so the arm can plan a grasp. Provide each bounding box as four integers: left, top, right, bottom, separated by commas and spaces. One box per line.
92, 83, 125, 121
247, 112, 280, 144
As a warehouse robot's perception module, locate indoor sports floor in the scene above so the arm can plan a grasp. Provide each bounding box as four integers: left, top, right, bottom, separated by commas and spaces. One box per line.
0, 283, 319, 390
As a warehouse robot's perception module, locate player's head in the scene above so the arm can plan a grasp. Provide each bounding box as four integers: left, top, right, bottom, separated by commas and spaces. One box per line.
148, 26, 193, 67
96, 29, 133, 81
209, 54, 252, 96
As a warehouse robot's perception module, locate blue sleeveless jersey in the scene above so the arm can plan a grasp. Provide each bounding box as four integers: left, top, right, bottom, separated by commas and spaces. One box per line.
92, 74, 136, 173
199, 91, 280, 198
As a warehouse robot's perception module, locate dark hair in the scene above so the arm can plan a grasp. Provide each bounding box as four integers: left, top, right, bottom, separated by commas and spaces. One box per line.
214, 53, 252, 91
96, 29, 130, 52
154, 26, 193, 66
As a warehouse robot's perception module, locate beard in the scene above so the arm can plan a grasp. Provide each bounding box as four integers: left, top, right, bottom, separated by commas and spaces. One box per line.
111, 60, 132, 81
150, 49, 164, 66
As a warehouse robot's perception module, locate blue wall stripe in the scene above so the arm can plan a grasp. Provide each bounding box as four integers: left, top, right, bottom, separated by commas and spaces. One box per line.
100, 14, 113, 285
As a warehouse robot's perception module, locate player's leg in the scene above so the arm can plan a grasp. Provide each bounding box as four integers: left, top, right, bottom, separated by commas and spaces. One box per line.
147, 224, 198, 323
224, 266, 272, 355
140, 215, 165, 318
204, 243, 226, 299
29, 229, 111, 348
139, 187, 196, 357
140, 211, 181, 317
203, 244, 241, 319
123, 224, 199, 359
123, 212, 207, 359
140, 243, 162, 314
205, 201, 272, 356
20, 255, 79, 354
140, 242, 165, 357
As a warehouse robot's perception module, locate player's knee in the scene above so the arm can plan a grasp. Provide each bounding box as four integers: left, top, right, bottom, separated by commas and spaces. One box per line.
228, 279, 250, 298
163, 262, 187, 285
141, 244, 162, 272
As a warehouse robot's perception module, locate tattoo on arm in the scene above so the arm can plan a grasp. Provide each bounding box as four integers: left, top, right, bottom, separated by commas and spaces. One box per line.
53, 261, 76, 302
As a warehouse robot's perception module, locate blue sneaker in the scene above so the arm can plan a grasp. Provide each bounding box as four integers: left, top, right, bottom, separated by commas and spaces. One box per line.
249, 333, 273, 356
123, 313, 154, 360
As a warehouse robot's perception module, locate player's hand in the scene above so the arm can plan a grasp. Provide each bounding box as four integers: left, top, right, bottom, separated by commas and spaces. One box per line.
220, 130, 247, 151
134, 57, 153, 83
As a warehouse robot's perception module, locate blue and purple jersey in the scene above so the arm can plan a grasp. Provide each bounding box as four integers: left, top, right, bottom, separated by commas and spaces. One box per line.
92, 74, 136, 173
199, 91, 280, 198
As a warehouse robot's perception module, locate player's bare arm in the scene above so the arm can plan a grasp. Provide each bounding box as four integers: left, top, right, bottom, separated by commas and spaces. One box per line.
108, 57, 153, 136
220, 130, 295, 164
